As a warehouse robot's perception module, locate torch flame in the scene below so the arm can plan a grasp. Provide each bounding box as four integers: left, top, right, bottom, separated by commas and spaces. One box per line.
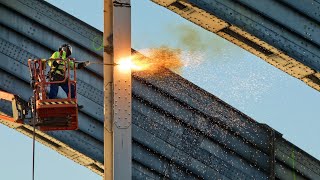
118, 57, 133, 71
129, 47, 184, 76
117, 47, 203, 77
117, 56, 146, 71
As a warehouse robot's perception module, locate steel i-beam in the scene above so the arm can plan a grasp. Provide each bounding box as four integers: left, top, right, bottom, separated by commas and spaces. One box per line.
113, 0, 132, 179
104, 0, 132, 179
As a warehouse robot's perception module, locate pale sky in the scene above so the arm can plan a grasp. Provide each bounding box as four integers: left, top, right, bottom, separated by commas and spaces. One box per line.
1, 0, 319, 179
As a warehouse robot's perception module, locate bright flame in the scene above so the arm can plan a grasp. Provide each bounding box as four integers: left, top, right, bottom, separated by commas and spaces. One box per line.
116, 47, 204, 77
118, 56, 150, 72
129, 47, 184, 76
118, 57, 133, 71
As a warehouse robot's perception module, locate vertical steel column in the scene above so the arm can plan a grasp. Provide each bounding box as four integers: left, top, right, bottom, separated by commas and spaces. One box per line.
103, 0, 113, 179
113, 0, 132, 180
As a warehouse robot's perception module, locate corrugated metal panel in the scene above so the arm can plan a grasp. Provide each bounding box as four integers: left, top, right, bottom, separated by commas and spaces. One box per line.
0, 0, 319, 179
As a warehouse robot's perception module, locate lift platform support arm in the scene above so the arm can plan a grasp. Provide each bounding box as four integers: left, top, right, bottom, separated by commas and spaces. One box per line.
0, 90, 29, 123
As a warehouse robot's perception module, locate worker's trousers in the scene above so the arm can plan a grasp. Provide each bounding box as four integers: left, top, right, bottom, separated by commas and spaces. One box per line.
48, 81, 75, 99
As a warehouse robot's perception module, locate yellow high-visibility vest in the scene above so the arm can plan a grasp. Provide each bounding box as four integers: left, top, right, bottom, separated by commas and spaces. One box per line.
48, 51, 74, 75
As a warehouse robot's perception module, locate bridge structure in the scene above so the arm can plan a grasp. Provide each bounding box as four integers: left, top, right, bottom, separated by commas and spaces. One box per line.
153, 0, 320, 92
0, 0, 319, 179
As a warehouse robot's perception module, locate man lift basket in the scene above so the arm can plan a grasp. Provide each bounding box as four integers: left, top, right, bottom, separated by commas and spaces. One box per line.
28, 58, 78, 131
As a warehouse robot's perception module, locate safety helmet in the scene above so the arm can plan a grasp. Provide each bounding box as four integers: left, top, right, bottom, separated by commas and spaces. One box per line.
59, 44, 72, 57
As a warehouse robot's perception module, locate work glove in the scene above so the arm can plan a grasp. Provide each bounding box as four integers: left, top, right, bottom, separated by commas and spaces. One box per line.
77, 61, 90, 69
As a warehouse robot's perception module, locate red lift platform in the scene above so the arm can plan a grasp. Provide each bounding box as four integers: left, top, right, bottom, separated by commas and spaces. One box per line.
28, 58, 78, 131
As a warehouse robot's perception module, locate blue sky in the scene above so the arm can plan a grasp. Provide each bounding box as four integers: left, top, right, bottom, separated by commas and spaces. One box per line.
1, 0, 319, 179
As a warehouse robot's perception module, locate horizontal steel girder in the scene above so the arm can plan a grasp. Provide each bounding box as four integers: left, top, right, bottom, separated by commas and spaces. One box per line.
0, 0, 320, 179
151, 0, 320, 92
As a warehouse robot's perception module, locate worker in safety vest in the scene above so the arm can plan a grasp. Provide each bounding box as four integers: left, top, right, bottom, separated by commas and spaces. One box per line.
47, 44, 86, 99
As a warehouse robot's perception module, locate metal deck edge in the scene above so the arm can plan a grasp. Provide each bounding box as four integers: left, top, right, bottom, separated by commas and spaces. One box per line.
151, 0, 320, 92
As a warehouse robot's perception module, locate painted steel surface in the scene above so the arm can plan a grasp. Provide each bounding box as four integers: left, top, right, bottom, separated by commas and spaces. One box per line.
0, 0, 319, 179
152, 0, 320, 92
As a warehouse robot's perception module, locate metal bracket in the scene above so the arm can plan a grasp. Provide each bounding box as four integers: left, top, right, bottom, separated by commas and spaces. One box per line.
113, 79, 131, 128
12, 95, 29, 122
113, 1, 131, 7
104, 81, 113, 133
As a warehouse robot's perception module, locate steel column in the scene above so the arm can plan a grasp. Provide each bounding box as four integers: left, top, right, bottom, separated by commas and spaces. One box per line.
104, 0, 114, 179
113, 0, 132, 179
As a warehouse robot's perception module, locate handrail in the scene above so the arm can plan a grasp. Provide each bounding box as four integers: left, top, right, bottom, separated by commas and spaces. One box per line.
28, 58, 78, 100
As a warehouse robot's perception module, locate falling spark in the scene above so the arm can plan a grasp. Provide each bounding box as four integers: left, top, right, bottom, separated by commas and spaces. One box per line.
132, 46, 204, 77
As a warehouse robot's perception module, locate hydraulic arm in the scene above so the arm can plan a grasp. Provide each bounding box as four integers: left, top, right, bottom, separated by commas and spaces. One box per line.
0, 90, 29, 123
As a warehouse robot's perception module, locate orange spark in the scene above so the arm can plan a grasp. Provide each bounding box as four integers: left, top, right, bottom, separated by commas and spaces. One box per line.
131, 47, 184, 75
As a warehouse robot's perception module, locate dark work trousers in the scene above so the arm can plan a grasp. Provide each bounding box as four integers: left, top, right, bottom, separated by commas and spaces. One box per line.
48, 80, 75, 99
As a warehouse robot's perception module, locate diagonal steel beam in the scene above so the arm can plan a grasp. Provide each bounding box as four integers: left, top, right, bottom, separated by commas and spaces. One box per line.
151, 0, 320, 92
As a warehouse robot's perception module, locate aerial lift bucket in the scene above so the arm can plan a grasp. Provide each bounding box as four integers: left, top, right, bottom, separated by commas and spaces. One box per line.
28, 58, 78, 131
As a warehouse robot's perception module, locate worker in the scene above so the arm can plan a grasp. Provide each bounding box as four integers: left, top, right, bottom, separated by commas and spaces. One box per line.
47, 44, 87, 99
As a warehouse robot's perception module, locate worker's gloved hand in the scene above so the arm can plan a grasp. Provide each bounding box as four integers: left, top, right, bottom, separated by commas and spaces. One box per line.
52, 61, 59, 67
77, 62, 86, 69
77, 61, 89, 69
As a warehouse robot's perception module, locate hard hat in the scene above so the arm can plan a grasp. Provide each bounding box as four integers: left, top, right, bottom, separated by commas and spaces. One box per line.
59, 44, 72, 57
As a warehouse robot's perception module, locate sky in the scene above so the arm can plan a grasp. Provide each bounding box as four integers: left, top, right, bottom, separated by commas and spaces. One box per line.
1, 0, 319, 179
